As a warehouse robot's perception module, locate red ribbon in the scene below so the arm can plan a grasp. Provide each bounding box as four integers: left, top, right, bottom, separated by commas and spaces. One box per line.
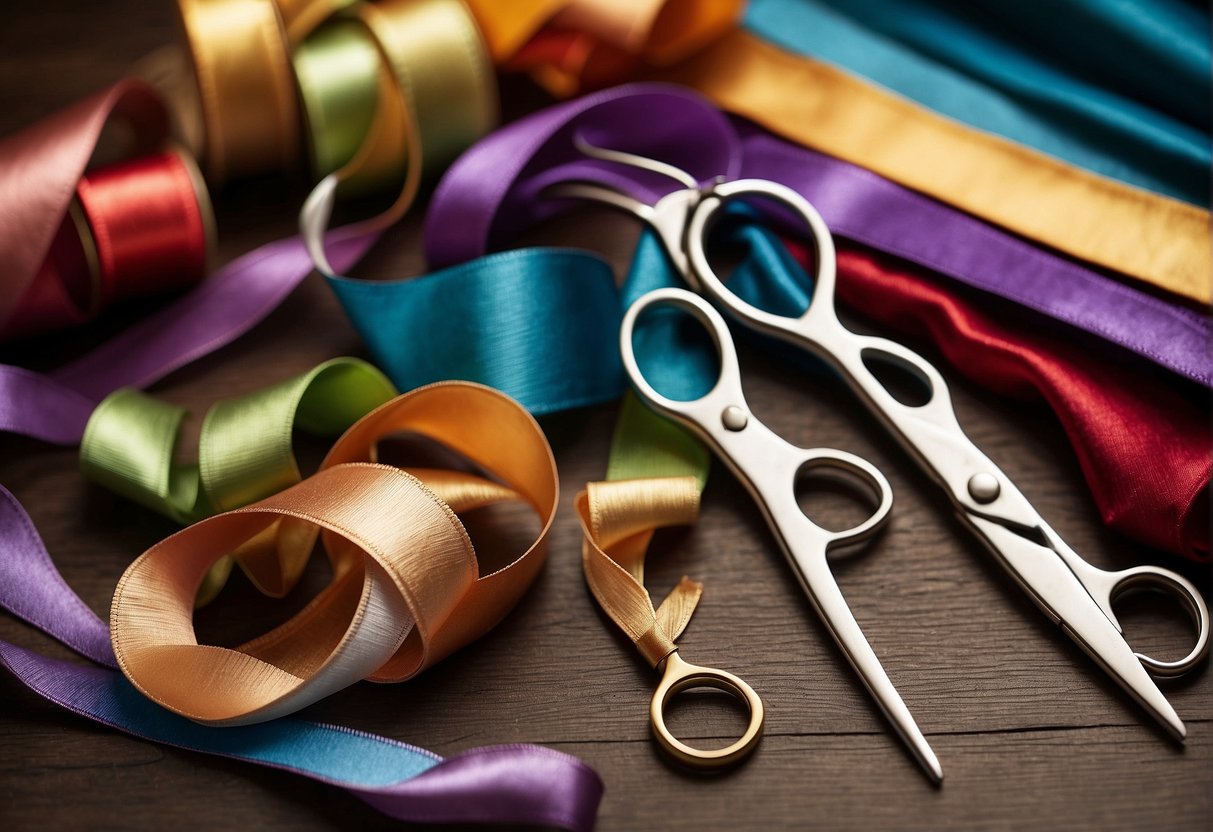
0, 82, 209, 342
787, 239, 1211, 562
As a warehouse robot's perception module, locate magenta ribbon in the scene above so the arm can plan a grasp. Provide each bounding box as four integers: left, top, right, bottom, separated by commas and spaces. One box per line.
424, 84, 1211, 389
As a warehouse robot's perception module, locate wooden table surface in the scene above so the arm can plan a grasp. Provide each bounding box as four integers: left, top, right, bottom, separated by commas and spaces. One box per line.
1, 3, 1209, 830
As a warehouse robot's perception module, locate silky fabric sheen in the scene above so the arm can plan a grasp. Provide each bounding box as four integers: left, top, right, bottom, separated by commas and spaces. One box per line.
110, 382, 560, 724
423, 84, 1211, 389
80, 358, 398, 603
744, 0, 1209, 206
577, 477, 704, 667
0, 486, 602, 829
3, 151, 212, 341
416, 81, 1210, 557
494, 20, 1212, 302
0, 81, 167, 332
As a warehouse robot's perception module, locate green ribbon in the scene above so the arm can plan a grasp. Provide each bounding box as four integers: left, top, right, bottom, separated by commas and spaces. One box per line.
293, 19, 383, 187
80, 357, 397, 602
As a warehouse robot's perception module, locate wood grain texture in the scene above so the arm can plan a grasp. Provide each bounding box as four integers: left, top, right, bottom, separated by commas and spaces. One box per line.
0, 3, 1209, 830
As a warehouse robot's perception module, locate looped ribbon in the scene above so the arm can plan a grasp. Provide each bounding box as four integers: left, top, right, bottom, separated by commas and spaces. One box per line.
0, 87, 213, 341
109, 381, 558, 726
577, 477, 703, 668
0, 480, 602, 829
80, 357, 398, 604
160, 0, 497, 189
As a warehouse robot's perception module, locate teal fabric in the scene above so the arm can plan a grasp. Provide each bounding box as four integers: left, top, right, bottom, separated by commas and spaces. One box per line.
745, 0, 1210, 206
327, 249, 626, 415
327, 220, 815, 413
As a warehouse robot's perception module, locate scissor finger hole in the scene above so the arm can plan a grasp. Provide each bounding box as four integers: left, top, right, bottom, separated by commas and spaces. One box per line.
794, 455, 891, 546
630, 299, 723, 402
1109, 571, 1210, 676
860, 347, 934, 409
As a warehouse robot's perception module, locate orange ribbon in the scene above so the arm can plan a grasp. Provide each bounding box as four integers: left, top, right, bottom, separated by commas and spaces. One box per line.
111, 382, 558, 725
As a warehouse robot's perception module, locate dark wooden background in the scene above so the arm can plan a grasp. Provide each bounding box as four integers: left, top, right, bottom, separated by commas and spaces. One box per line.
1, 3, 1209, 830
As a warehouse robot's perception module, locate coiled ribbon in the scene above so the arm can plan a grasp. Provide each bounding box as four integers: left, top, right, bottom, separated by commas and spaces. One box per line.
161, 0, 497, 190
80, 357, 398, 603
0, 481, 602, 829
0, 128, 212, 341
110, 381, 558, 725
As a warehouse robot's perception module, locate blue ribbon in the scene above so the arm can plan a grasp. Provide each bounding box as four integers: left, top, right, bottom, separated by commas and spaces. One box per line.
745, 0, 1210, 206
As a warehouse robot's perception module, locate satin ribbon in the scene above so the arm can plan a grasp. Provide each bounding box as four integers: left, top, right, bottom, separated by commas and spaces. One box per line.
467, 0, 743, 96
80, 358, 398, 603
423, 84, 1212, 390
0, 81, 167, 334
743, 0, 1209, 207
2, 0, 497, 444
414, 84, 1209, 558
820, 241, 1212, 562
110, 382, 558, 724
0, 485, 602, 829
482, 4, 1212, 304
576, 477, 704, 667
165, 0, 495, 190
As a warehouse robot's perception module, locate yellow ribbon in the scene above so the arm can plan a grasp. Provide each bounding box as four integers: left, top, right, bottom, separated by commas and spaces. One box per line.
464, 0, 1212, 303
576, 477, 703, 668
158, 0, 494, 191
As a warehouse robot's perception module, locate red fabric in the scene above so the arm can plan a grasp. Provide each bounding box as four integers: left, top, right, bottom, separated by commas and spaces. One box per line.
784, 238, 1210, 562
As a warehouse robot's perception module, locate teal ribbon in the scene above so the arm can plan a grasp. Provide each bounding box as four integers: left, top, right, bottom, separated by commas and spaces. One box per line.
745, 0, 1211, 206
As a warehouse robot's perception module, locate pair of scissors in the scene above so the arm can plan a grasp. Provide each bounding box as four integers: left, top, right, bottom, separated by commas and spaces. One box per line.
550, 138, 1211, 777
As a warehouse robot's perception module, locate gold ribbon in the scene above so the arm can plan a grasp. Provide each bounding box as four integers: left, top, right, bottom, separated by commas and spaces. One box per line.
159, 0, 494, 190
576, 477, 703, 668
464, 0, 1211, 303
111, 382, 558, 725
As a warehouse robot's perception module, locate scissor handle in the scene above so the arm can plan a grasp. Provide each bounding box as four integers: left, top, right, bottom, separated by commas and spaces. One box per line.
619, 287, 746, 426
791, 449, 894, 554
1076, 561, 1211, 678
685, 178, 840, 332
650, 651, 765, 769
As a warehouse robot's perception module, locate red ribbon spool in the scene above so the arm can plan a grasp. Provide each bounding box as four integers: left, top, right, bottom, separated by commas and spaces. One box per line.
2, 149, 213, 341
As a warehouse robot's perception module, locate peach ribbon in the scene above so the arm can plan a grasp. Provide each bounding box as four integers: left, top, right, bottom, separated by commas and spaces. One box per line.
111, 382, 558, 725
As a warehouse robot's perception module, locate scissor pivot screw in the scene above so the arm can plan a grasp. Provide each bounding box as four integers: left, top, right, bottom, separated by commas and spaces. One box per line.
967, 473, 1000, 503
721, 406, 748, 431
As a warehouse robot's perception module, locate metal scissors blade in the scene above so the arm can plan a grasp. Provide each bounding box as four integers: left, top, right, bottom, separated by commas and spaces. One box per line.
667, 166, 1211, 741
620, 287, 943, 784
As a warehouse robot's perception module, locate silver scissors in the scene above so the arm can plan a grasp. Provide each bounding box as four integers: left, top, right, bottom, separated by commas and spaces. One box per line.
619, 285, 940, 781
551, 138, 1211, 759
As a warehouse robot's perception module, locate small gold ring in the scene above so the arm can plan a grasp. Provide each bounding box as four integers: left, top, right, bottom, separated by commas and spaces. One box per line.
649, 651, 764, 769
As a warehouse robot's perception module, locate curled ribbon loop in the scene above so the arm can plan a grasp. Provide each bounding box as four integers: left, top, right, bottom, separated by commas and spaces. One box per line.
577, 477, 703, 668
111, 382, 558, 725
80, 358, 398, 604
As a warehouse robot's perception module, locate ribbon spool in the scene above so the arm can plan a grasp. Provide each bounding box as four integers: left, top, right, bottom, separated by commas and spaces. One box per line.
2, 148, 213, 342
111, 382, 558, 725
163, 0, 495, 191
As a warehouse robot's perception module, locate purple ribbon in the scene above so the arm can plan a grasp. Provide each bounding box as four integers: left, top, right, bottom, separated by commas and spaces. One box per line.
0, 225, 607, 824
425, 83, 1211, 389
0, 485, 602, 829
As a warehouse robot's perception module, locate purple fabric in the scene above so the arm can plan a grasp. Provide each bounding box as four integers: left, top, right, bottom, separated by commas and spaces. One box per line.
424, 83, 1211, 388
0, 230, 376, 444
0, 485, 603, 829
